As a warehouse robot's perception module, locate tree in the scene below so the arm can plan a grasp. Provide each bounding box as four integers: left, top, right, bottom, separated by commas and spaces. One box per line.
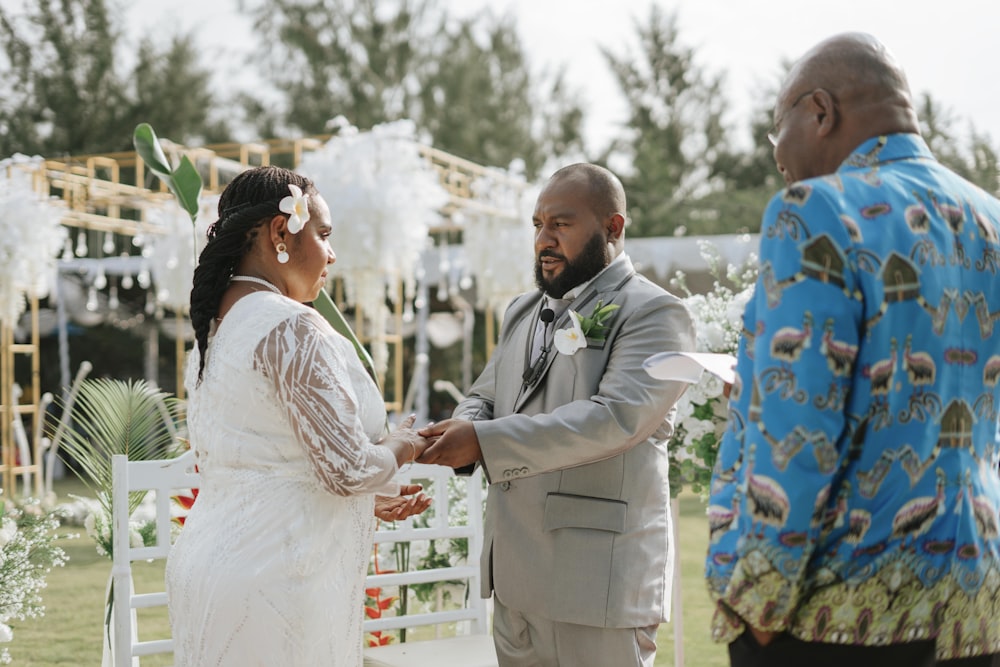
418, 11, 584, 177
128, 34, 231, 147
242, 0, 437, 136
243, 0, 583, 178
919, 93, 1000, 195
0, 0, 130, 155
967, 130, 1000, 196
679, 78, 788, 235
0, 0, 227, 157
600, 6, 731, 237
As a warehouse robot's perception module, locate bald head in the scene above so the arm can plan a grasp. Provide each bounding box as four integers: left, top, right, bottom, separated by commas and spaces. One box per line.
548, 163, 627, 225
772, 33, 921, 182
788, 33, 915, 117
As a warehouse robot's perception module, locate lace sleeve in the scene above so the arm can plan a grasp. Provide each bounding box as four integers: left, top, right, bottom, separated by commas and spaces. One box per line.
253, 310, 397, 496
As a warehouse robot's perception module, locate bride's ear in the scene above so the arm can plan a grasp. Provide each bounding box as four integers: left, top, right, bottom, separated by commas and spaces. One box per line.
267, 214, 289, 245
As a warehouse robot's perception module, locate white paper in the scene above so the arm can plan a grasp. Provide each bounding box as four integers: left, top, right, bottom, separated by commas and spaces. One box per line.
643, 351, 737, 385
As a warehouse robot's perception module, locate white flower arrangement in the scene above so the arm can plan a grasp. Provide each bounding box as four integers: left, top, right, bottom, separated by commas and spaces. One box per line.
0, 155, 67, 327
72, 495, 161, 558
297, 119, 449, 375
145, 194, 217, 313
462, 171, 537, 321
0, 499, 68, 664
668, 240, 757, 498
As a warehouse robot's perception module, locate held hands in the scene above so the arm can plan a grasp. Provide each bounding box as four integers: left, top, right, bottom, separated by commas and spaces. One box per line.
416, 419, 482, 469
383, 414, 431, 467
374, 415, 433, 521
374, 484, 431, 522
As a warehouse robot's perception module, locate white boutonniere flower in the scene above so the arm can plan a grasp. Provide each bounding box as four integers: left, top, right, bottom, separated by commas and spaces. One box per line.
279, 183, 310, 233
554, 300, 621, 355
554, 312, 587, 355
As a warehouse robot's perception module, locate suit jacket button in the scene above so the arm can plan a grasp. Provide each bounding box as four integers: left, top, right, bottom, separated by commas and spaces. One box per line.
500, 481, 511, 491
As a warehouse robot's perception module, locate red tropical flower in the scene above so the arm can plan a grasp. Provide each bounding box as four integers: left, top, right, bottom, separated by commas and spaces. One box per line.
172, 464, 200, 526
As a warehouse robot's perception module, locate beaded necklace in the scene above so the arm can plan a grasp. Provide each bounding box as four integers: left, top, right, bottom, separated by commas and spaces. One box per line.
230, 275, 282, 295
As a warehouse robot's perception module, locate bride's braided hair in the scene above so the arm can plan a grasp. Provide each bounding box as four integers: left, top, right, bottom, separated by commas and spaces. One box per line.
190, 165, 317, 383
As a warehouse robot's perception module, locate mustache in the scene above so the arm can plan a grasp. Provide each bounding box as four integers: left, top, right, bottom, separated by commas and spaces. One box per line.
537, 250, 566, 261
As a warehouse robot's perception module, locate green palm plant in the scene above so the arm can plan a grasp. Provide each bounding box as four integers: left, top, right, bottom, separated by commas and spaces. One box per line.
54, 378, 183, 520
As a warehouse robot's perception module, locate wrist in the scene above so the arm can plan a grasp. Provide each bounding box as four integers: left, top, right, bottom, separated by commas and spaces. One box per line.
395, 440, 416, 469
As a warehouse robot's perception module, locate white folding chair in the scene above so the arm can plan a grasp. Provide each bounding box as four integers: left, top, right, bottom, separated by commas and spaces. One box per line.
363, 463, 497, 667
110, 451, 199, 667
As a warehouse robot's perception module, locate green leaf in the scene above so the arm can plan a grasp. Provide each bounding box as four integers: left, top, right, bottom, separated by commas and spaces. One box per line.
595, 303, 620, 319
171, 154, 203, 220
312, 289, 380, 390
132, 123, 173, 177
133, 123, 202, 224
53, 378, 183, 518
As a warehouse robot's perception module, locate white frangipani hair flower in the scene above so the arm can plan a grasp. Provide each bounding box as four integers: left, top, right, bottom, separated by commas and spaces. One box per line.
279, 183, 310, 234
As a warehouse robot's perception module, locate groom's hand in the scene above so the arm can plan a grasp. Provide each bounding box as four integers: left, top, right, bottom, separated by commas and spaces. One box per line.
417, 419, 481, 468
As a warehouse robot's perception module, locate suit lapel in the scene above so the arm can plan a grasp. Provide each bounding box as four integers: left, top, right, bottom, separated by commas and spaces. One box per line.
512, 256, 636, 412
499, 293, 543, 411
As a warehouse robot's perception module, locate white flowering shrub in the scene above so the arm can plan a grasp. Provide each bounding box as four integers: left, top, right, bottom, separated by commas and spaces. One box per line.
669, 241, 757, 499
70, 494, 169, 558
0, 499, 68, 664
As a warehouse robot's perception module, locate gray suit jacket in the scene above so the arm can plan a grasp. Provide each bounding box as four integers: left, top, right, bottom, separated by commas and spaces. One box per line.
454, 256, 694, 628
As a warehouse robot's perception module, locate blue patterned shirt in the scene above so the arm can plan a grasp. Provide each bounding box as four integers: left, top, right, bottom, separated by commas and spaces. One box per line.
706, 134, 1000, 659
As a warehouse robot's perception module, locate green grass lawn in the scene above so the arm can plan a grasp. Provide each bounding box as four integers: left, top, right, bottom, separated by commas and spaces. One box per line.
13, 481, 726, 666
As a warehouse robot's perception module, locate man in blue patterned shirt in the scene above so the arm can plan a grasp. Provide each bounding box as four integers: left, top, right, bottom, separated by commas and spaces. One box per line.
706, 32, 1000, 666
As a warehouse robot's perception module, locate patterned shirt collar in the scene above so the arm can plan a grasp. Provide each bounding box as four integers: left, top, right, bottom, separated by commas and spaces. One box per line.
839, 132, 935, 171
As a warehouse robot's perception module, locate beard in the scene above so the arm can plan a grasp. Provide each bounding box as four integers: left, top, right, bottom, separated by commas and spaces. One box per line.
534, 232, 610, 298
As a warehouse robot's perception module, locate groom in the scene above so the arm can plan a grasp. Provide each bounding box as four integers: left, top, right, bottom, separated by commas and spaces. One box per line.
419, 163, 694, 666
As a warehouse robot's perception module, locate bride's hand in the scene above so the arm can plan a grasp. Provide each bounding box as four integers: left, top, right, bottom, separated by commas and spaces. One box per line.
383, 414, 431, 466
374, 484, 431, 521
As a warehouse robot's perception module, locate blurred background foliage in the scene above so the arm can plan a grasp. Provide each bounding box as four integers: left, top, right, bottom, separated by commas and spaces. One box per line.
2, 0, 997, 397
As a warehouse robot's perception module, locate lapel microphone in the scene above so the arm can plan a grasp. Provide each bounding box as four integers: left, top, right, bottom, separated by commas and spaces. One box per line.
522, 306, 556, 386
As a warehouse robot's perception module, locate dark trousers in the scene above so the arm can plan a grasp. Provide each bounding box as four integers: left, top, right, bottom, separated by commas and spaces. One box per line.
729, 631, 1000, 667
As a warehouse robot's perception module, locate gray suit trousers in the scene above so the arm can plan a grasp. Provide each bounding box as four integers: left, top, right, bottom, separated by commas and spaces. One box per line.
493, 595, 658, 667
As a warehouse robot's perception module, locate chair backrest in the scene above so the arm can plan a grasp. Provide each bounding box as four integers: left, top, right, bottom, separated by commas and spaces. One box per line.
111, 451, 200, 666
364, 463, 488, 642
110, 454, 486, 660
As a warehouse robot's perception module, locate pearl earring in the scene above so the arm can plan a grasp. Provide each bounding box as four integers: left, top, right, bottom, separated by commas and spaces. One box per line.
276, 242, 289, 264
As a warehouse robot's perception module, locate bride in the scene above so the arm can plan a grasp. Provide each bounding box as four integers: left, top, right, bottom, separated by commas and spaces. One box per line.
166, 166, 431, 666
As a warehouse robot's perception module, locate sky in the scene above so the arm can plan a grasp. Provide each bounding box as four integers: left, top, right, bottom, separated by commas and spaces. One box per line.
126, 0, 1000, 153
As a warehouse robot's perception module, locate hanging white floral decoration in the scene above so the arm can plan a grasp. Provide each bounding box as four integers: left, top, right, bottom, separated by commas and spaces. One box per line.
297, 119, 449, 374
0, 155, 67, 327
462, 168, 537, 322
144, 194, 218, 314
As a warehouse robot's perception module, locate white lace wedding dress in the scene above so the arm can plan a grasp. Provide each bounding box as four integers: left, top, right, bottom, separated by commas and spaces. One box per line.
166, 292, 398, 666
